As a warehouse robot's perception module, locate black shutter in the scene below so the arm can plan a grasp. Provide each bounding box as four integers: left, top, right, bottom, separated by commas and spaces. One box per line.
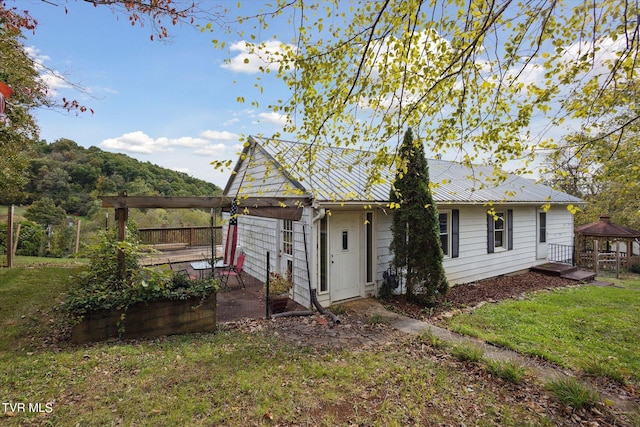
452, 209, 459, 258
507, 209, 513, 250
487, 212, 495, 253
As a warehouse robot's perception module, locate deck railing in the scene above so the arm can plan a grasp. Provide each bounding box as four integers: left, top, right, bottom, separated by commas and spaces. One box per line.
137, 226, 222, 247
578, 250, 638, 270
547, 243, 575, 265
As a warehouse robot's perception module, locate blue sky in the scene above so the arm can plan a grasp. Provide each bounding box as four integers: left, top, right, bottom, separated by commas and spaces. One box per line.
23, 0, 290, 189
19, 1, 625, 190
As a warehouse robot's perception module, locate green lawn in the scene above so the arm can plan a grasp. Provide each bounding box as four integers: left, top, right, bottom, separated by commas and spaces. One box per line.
7, 255, 89, 267
0, 204, 28, 219
0, 264, 566, 426
447, 277, 640, 386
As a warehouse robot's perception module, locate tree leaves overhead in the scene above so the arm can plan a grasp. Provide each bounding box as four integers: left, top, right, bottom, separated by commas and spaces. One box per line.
237, 0, 639, 194
544, 80, 640, 229
85, 0, 227, 41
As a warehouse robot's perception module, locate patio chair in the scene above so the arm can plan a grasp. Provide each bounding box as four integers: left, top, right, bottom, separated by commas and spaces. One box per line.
168, 259, 196, 280
219, 252, 246, 289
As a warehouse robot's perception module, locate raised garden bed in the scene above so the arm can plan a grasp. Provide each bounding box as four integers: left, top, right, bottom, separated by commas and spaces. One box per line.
71, 293, 216, 343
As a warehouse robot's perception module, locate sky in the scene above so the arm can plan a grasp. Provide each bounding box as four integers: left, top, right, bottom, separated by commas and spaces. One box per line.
23, 0, 290, 189
17, 1, 626, 191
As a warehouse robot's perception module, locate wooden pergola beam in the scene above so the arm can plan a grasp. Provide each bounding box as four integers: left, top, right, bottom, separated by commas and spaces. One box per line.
100, 194, 311, 280
100, 195, 310, 210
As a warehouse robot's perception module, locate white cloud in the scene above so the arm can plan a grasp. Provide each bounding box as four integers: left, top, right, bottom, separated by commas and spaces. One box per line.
101, 131, 168, 154
200, 130, 239, 140
157, 136, 209, 148
101, 129, 241, 162
25, 46, 71, 96
222, 118, 240, 126
255, 111, 287, 126
221, 40, 295, 74
101, 131, 209, 154
194, 143, 227, 156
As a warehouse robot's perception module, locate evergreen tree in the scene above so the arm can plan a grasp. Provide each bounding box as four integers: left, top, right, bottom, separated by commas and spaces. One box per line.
390, 129, 448, 306
24, 198, 67, 227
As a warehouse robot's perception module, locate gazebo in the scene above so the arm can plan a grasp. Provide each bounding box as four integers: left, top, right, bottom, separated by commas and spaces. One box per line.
575, 215, 640, 270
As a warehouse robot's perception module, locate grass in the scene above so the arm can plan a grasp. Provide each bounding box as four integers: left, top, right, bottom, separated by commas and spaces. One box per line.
0, 204, 28, 219
484, 360, 527, 384
446, 278, 640, 386
451, 342, 484, 362
9, 255, 89, 267
419, 328, 447, 349
546, 377, 600, 409
0, 263, 564, 426
597, 270, 640, 290
366, 313, 387, 325
0, 265, 82, 353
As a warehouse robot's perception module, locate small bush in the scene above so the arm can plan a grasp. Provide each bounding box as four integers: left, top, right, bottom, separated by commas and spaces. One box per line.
367, 313, 387, 325
451, 342, 484, 362
485, 359, 527, 384
419, 328, 447, 349
0, 220, 47, 256
628, 263, 640, 274
546, 377, 599, 409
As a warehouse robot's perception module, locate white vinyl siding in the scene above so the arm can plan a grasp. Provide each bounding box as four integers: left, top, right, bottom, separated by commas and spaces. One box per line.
546, 207, 574, 247
373, 205, 574, 287
224, 209, 313, 309
223, 214, 277, 279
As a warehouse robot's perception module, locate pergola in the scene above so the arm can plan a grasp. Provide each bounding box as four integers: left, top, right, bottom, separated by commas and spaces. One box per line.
575, 215, 640, 270
100, 193, 310, 278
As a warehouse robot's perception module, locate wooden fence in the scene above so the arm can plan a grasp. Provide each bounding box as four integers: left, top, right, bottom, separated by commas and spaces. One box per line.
137, 226, 223, 248
577, 251, 640, 270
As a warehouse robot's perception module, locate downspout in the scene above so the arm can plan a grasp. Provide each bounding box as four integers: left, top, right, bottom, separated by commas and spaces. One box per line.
312, 206, 326, 224
308, 208, 340, 324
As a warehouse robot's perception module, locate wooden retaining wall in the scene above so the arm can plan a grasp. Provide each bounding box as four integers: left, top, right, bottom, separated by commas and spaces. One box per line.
71, 293, 217, 343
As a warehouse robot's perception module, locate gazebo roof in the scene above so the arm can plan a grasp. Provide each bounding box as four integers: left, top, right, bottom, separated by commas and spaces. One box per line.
575, 215, 640, 238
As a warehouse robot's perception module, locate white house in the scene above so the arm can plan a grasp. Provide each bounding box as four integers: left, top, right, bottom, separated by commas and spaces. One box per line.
222, 136, 583, 308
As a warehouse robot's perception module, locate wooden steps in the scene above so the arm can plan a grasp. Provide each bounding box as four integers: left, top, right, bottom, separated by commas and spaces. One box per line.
531, 262, 596, 282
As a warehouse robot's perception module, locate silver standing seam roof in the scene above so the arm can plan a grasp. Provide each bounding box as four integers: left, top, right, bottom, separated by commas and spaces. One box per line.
242, 136, 583, 205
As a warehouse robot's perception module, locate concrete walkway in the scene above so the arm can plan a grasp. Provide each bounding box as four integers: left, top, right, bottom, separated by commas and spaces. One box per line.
343, 298, 638, 414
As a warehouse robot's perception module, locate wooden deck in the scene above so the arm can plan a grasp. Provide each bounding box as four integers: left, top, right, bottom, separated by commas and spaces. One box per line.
140, 245, 223, 266
531, 262, 597, 282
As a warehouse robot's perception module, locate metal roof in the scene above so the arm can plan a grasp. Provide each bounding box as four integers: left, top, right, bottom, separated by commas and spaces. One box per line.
250, 136, 583, 205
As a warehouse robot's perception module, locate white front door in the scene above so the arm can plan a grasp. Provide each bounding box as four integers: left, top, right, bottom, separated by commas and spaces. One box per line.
536, 209, 548, 259
330, 212, 362, 301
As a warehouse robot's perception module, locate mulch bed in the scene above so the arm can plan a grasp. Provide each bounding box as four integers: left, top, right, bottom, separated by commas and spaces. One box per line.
383, 271, 579, 321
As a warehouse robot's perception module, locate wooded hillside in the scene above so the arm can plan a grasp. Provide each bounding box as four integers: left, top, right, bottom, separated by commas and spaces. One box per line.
1, 138, 221, 215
